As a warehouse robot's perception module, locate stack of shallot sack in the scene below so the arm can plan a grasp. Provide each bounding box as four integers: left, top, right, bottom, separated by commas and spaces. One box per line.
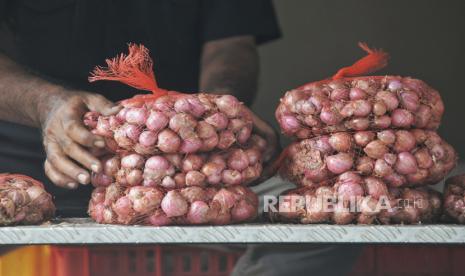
83, 44, 263, 225
271, 43, 457, 225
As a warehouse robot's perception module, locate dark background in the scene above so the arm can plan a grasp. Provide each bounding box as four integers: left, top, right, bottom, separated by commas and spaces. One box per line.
253, 0, 465, 159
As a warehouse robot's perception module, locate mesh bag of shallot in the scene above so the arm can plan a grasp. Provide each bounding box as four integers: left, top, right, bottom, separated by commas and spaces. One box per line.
275, 43, 444, 139
279, 129, 457, 188
83, 44, 261, 156
91, 135, 266, 189
442, 174, 465, 223
0, 174, 55, 225
269, 173, 442, 225
88, 184, 258, 225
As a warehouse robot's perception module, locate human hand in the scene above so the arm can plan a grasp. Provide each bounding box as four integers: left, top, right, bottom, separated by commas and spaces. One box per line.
40, 90, 120, 189
248, 110, 281, 182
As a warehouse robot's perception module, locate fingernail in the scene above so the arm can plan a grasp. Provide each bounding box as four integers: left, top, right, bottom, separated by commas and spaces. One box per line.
78, 173, 89, 184
67, 182, 78, 189
91, 164, 100, 173
94, 140, 105, 148
111, 106, 122, 113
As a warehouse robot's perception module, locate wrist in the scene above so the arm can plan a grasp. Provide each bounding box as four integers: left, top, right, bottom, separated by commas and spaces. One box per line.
36, 84, 72, 127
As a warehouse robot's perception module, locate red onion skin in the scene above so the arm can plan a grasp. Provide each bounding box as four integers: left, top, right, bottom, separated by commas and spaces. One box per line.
349, 88, 368, 100
205, 112, 229, 130
280, 115, 300, 133
373, 159, 393, 177
391, 109, 414, 128
187, 201, 210, 224
400, 91, 420, 112
145, 156, 170, 171
356, 156, 374, 175
157, 130, 181, 153
320, 107, 341, 125
373, 101, 387, 116
373, 115, 391, 129
124, 124, 141, 142
146, 111, 169, 131
182, 155, 204, 172
222, 170, 243, 186
329, 132, 353, 152
174, 173, 187, 187
384, 173, 407, 187
330, 88, 349, 101
354, 131, 375, 147
215, 95, 241, 118
185, 171, 206, 187
213, 188, 237, 209
326, 153, 354, 174
395, 152, 418, 175
237, 125, 252, 144
121, 154, 145, 169
394, 130, 416, 153
415, 105, 433, 128
336, 180, 364, 200
414, 148, 434, 169
126, 169, 143, 186
148, 212, 172, 226
376, 91, 399, 111
218, 130, 236, 149
180, 137, 203, 154
161, 176, 176, 189
364, 140, 388, 159
169, 113, 197, 132
161, 191, 188, 217
201, 162, 224, 177
364, 177, 388, 199
125, 107, 148, 125
231, 200, 256, 222
227, 149, 249, 171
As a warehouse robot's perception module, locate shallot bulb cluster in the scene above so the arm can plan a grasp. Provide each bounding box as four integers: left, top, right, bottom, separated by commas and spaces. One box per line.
88, 184, 258, 225
280, 129, 456, 188
90, 135, 266, 189
84, 94, 253, 155
275, 76, 444, 139
0, 174, 55, 225
270, 174, 442, 225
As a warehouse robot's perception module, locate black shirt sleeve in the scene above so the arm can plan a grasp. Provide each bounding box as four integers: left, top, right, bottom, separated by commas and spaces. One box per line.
201, 0, 281, 44
0, 0, 6, 24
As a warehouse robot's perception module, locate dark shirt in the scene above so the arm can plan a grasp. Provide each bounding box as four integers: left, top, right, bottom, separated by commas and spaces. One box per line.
0, 0, 280, 216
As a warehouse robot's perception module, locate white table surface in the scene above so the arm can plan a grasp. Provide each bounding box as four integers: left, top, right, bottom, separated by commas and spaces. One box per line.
1, 218, 464, 245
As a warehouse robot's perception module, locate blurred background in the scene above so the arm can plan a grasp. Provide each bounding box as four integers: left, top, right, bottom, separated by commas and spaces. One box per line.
253, 0, 465, 158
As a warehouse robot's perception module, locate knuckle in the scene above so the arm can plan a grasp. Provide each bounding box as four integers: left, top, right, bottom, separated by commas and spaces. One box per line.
78, 131, 94, 145
68, 95, 84, 105
60, 139, 73, 153
47, 154, 59, 164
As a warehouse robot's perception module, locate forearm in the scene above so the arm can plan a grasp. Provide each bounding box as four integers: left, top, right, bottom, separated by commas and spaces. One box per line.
199, 36, 259, 106
0, 52, 66, 127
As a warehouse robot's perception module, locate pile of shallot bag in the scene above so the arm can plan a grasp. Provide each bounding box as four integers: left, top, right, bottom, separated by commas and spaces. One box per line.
271, 43, 458, 225
83, 44, 264, 225
0, 174, 55, 226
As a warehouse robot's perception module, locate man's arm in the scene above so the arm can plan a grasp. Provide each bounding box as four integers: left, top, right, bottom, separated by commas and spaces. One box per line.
0, 52, 119, 188
200, 36, 259, 106
0, 52, 61, 127
199, 36, 279, 174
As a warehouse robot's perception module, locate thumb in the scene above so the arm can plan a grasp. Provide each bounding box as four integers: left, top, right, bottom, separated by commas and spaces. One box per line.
83, 94, 121, 116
